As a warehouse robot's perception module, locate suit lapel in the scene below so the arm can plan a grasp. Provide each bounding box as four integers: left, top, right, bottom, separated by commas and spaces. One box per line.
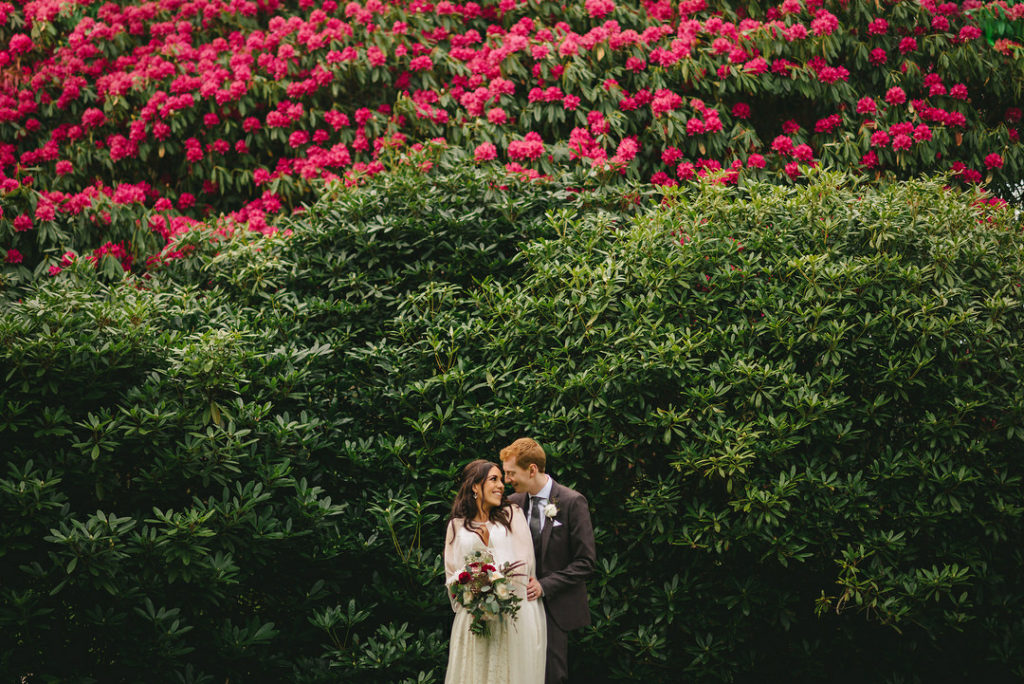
539, 480, 559, 563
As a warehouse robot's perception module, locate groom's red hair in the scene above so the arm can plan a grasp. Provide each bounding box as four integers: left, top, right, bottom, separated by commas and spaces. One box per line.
500, 437, 547, 473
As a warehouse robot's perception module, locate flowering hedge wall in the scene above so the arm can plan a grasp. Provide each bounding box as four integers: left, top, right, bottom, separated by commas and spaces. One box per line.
1, 0, 1022, 284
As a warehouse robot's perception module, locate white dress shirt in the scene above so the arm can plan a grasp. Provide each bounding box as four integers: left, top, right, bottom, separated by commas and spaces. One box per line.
527, 476, 553, 533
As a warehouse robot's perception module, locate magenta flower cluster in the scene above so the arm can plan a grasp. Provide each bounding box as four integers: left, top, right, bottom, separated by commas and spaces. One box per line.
0, 0, 1020, 276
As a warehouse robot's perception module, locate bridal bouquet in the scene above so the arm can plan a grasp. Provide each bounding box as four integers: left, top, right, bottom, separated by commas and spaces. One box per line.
448, 548, 524, 637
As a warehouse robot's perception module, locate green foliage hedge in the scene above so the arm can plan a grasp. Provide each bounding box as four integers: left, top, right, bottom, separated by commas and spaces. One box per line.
3, 164, 1024, 682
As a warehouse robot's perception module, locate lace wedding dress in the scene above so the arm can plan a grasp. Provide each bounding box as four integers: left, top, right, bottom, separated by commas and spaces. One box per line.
443, 505, 546, 684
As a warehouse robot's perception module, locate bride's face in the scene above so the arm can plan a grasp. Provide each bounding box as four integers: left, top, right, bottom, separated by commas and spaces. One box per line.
477, 466, 504, 512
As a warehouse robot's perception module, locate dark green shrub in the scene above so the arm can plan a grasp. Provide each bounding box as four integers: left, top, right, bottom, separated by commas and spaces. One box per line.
0, 163, 640, 683
3, 163, 1024, 682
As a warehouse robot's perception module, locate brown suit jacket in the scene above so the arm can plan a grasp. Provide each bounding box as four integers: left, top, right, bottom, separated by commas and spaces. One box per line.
510, 478, 596, 632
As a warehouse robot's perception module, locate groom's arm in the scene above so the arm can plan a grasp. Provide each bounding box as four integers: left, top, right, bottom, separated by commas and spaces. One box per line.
538, 491, 596, 599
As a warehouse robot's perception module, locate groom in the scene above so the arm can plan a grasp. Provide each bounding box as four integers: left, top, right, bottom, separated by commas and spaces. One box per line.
501, 438, 596, 684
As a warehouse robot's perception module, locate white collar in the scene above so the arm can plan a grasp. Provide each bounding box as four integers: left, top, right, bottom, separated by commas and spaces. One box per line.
532, 475, 553, 501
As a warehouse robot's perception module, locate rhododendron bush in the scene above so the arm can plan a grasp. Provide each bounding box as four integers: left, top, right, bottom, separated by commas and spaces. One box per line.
4, 163, 1024, 681
0, 0, 1022, 281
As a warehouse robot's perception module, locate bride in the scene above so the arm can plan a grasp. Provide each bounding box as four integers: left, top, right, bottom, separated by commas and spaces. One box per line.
443, 459, 546, 683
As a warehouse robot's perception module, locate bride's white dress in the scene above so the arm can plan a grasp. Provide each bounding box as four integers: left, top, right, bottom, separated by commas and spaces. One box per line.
443, 505, 546, 684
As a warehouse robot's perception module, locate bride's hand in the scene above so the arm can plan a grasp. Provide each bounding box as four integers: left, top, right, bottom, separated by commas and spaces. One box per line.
526, 576, 543, 601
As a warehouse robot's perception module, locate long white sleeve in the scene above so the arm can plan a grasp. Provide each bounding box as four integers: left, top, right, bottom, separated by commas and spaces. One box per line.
507, 505, 536, 599
443, 518, 463, 612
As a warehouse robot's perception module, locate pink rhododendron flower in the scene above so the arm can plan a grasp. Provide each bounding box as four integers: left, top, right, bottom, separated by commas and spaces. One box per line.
731, 102, 751, 119
870, 130, 890, 147
946, 111, 967, 127
885, 87, 906, 105
793, 144, 813, 161
13, 214, 32, 232
367, 46, 386, 66
619, 95, 639, 112
891, 134, 912, 151
814, 114, 841, 133
950, 84, 968, 100
185, 138, 203, 162
615, 136, 639, 162
784, 161, 801, 179
585, 0, 615, 19
785, 23, 807, 41
81, 108, 106, 128
772, 135, 795, 155
868, 18, 889, 35
588, 111, 609, 135
626, 57, 646, 72
55, 160, 73, 175
958, 25, 982, 41
869, 48, 887, 65
35, 200, 56, 222
861, 150, 879, 168
810, 10, 838, 36
984, 153, 1004, 169
650, 171, 676, 186
355, 108, 374, 125
744, 57, 769, 75
856, 97, 877, 115
8, 34, 32, 55
890, 122, 915, 141
474, 142, 497, 161
703, 110, 723, 133
487, 107, 508, 124
409, 55, 433, 71
5, 248, 23, 264
746, 153, 766, 168
816, 66, 848, 84
507, 132, 545, 161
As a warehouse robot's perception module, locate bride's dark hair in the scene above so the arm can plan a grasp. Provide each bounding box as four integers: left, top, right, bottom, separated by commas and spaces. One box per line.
449, 459, 512, 539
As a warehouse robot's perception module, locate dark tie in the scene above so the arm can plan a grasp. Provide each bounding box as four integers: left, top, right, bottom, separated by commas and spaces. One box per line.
529, 494, 542, 545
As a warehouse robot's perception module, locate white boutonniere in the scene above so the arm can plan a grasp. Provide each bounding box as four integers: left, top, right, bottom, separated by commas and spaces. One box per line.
544, 501, 559, 520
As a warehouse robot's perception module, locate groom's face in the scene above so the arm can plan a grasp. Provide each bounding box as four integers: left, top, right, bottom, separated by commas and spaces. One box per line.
501, 457, 530, 494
